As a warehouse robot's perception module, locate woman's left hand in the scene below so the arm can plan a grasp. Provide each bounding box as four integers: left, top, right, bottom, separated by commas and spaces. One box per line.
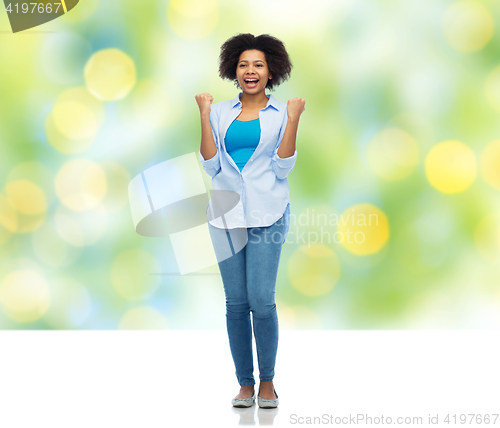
287, 98, 306, 121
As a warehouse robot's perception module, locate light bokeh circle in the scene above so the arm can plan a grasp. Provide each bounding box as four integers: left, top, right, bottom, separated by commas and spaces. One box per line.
55, 159, 107, 211
166, 0, 218, 40
480, 139, 500, 189
337, 203, 390, 255
45, 87, 105, 154
287, 244, 340, 296
5, 180, 47, 215
425, 140, 477, 194
3, 180, 47, 233
367, 127, 419, 180
84, 48, 137, 101
442, 0, 494, 52
0, 269, 50, 323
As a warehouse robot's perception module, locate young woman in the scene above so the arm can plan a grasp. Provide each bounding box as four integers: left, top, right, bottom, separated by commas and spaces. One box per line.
195, 33, 305, 408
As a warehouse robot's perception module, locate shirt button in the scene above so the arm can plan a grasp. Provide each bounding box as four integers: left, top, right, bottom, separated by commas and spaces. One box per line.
251, 159, 253, 161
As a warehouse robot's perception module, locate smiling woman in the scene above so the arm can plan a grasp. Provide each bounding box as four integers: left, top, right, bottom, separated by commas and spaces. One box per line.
218, 33, 292, 92
194, 33, 305, 410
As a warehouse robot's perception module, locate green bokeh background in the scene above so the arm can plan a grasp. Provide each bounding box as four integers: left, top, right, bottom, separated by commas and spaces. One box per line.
0, 0, 499, 330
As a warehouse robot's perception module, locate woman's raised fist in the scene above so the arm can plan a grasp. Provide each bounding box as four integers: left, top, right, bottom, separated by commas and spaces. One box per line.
287, 97, 306, 122
195, 93, 214, 115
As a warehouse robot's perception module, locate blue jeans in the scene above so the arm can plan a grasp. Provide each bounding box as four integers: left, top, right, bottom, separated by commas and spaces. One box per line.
208, 214, 285, 386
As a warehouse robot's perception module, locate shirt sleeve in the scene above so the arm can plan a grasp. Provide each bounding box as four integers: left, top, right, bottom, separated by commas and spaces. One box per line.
271, 112, 297, 180
198, 106, 221, 178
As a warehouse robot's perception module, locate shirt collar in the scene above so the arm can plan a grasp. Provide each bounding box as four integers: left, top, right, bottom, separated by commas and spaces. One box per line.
231, 91, 280, 111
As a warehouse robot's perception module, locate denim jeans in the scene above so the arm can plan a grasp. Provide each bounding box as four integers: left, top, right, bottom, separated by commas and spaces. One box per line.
208, 214, 285, 386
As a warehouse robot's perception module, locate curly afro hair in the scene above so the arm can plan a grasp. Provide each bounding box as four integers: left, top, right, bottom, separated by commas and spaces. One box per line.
218, 33, 292, 92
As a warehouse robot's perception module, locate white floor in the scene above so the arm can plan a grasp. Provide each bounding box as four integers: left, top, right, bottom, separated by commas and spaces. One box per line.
0, 331, 498, 428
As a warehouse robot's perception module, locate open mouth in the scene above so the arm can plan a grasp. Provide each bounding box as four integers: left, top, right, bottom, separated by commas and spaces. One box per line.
244, 78, 259, 88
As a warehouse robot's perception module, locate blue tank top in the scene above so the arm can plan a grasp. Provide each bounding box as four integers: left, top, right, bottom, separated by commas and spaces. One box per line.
224, 118, 261, 172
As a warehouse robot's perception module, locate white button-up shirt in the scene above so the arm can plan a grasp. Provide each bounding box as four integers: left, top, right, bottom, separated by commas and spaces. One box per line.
198, 91, 297, 245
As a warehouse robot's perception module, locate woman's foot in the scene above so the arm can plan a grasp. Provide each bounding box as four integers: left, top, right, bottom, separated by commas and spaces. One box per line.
234, 385, 255, 399
258, 380, 277, 400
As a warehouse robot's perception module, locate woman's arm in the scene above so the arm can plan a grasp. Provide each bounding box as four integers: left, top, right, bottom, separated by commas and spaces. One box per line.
200, 110, 218, 160
278, 97, 305, 158
196, 93, 217, 160
196, 93, 221, 177
272, 98, 305, 179
277, 116, 299, 159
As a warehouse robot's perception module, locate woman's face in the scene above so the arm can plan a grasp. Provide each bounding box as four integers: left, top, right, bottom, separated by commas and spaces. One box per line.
235, 49, 272, 94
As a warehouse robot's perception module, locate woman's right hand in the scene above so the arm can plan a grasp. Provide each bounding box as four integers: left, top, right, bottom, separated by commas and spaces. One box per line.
195, 93, 213, 116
